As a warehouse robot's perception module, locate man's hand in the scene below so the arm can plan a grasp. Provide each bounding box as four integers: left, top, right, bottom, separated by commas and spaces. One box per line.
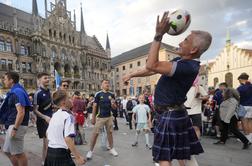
122, 75, 131, 85
75, 155, 86, 165
11, 129, 17, 138
44, 116, 51, 124
91, 117, 96, 125
156, 11, 170, 36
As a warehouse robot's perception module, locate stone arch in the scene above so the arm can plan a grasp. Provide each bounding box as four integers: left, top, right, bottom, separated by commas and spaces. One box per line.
213, 77, 219, 88
73, 65, 80, 78
51, 46, 57, 61
61, 48, 66, 60
225, 72, 233, 88
64, 64, 71, 77
54, 62, 61, 73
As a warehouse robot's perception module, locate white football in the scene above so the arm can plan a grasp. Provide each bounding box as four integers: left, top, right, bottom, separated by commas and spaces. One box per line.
167, 9, 191, 36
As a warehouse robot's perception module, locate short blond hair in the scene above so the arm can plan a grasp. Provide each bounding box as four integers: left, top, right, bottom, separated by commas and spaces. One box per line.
192, 30, 212, 57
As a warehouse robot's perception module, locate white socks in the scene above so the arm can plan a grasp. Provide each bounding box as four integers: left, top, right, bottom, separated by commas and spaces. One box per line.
145, 133, 150, 145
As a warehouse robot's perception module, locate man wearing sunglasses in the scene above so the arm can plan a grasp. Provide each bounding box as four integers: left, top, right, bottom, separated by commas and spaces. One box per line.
60, 80, 70, 91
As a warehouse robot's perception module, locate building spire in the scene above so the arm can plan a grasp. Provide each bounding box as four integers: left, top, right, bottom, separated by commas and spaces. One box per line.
80, 3, 86, 34
226, 28, 231, 45
32, 0, 38, 16
106, 33, 111, 50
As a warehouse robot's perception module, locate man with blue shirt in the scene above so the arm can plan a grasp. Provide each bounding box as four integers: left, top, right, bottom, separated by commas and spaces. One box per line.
86, 79, 118, 160
0, 72, 31, 166
123, 12, 212, 166
33, 72, 53, 165
237, 73, 252, 142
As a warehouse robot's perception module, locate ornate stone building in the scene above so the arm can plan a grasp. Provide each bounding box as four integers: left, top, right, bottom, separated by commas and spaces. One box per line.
0, 0, 111, 94
208, 36, 252, 88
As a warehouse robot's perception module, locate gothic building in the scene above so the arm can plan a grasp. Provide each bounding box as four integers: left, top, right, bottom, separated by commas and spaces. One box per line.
0, 0, 111, 94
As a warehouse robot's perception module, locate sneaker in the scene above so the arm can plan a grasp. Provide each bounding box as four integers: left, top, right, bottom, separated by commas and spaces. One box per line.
132, 142, 138, 147
109, 148, 118, 157
154, 163, 160, 166
86, 151, 93, 160
146, 144, 152, 150
242, 142, 251, 150
71, 153, 75, 159
83, 140, 88, 145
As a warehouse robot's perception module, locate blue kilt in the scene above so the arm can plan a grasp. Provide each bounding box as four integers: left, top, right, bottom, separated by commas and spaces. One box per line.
152, 108, 204, 162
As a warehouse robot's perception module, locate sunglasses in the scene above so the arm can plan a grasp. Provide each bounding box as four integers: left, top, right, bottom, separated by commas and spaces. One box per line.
63, 84, 69, 88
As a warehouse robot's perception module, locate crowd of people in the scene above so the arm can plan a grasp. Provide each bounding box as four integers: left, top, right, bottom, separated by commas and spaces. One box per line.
0, 11, 251, 166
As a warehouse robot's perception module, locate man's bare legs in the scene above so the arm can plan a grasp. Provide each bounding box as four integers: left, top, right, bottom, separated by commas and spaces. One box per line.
42, 138, 48, 163
89, 132, 99, 151
5, 152, 28, 166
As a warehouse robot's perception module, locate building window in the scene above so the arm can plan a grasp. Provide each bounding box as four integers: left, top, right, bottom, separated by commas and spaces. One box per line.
20, 45, 29, 55
0, 40, 5, 51
130, 64, 133, 68
8, 60, 13, 70
116, 68, 119, 72
137, 61, 141, 66
49, 29, 52, 37
122, 66, 126, 70
1, 59, 6, 70
122, 89, 127, 95
6, 41, 12, 52
22, 62, 26, 73
27, 63, 32, 72
54, 30, 56, 38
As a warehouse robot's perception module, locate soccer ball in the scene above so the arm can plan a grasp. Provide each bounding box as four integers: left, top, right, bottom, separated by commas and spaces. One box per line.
167, 9, 191, 36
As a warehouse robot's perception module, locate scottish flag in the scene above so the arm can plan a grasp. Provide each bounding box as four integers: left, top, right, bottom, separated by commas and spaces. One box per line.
55, 70, 61, 89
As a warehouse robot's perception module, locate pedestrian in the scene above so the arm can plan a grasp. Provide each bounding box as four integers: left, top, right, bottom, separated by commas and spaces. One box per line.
121, 95, 128, 123
72, 91, 87, 145
44, 90, 86, 166
185, 75, 209, 138
131, 95, 152, 149
86, 79, 118, 160
126, 97, 134, 130
123, 11, 212, 166
214, 88, 250, 149
86, 94, 94, 127
28, 93, 36, 127
0, 72, 31, 166
237, 73, 252, 142
212, 82, 228, 138
33, 72, 53, 165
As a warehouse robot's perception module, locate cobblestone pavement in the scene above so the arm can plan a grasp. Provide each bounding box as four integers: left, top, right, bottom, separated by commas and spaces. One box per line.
0, 118, 252, 166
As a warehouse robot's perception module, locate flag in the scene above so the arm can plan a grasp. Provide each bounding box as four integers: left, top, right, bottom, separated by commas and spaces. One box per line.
55, 70, 61, 89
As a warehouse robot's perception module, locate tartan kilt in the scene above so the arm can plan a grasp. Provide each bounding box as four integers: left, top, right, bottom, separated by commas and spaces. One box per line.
44, 147, 75, 166
152, 108, 204, 162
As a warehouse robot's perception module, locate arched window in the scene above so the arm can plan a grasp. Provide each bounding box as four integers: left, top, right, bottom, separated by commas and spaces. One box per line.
225, 72, 233, 88
0, 38, 4, 51
6, 39, 12, 52
20, 45, 29, 55
213, 77, 219, 88
51, 47, 57, 60
61, 49, 66, 60
49, 29, 52, 37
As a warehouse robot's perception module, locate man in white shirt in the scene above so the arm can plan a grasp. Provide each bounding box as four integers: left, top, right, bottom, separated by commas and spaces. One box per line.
121, 95, 128, 123
185, 83, 209, 138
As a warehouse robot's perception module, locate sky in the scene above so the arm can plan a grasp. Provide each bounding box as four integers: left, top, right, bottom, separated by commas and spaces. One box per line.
1, 0, 252, 60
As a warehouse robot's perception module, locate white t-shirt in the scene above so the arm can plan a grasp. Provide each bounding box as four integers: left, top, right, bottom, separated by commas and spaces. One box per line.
185, 86, 208, 115
47, 109, 75, 149
132, 104, 150, 123
121, 99, 128, 109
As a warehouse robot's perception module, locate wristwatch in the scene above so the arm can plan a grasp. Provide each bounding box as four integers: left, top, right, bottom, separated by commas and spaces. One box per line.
13, 127, 18, 131
154, 33, 163, 42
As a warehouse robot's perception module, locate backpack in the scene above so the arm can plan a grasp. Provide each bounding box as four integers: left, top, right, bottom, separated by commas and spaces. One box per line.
126, 100, 133, 111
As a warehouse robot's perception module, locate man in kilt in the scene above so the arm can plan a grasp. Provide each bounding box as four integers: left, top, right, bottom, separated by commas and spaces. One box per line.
123, 11, 212, 166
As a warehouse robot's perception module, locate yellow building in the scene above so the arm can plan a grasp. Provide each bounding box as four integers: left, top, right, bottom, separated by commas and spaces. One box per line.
208, 39, 252, 88
111, 42, 177, 97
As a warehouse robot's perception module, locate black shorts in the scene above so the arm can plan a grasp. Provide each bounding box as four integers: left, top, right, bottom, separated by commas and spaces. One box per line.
189, 114, 202, 128
36, 119, 48, 138
212, 109, 221, 126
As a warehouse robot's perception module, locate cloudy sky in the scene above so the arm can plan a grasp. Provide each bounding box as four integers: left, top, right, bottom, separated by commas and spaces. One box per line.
1, 0, 252, 60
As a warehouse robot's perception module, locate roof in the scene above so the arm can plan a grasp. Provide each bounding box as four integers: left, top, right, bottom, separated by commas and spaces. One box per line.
111, 42, 176, 66
0, 3, 34, 28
